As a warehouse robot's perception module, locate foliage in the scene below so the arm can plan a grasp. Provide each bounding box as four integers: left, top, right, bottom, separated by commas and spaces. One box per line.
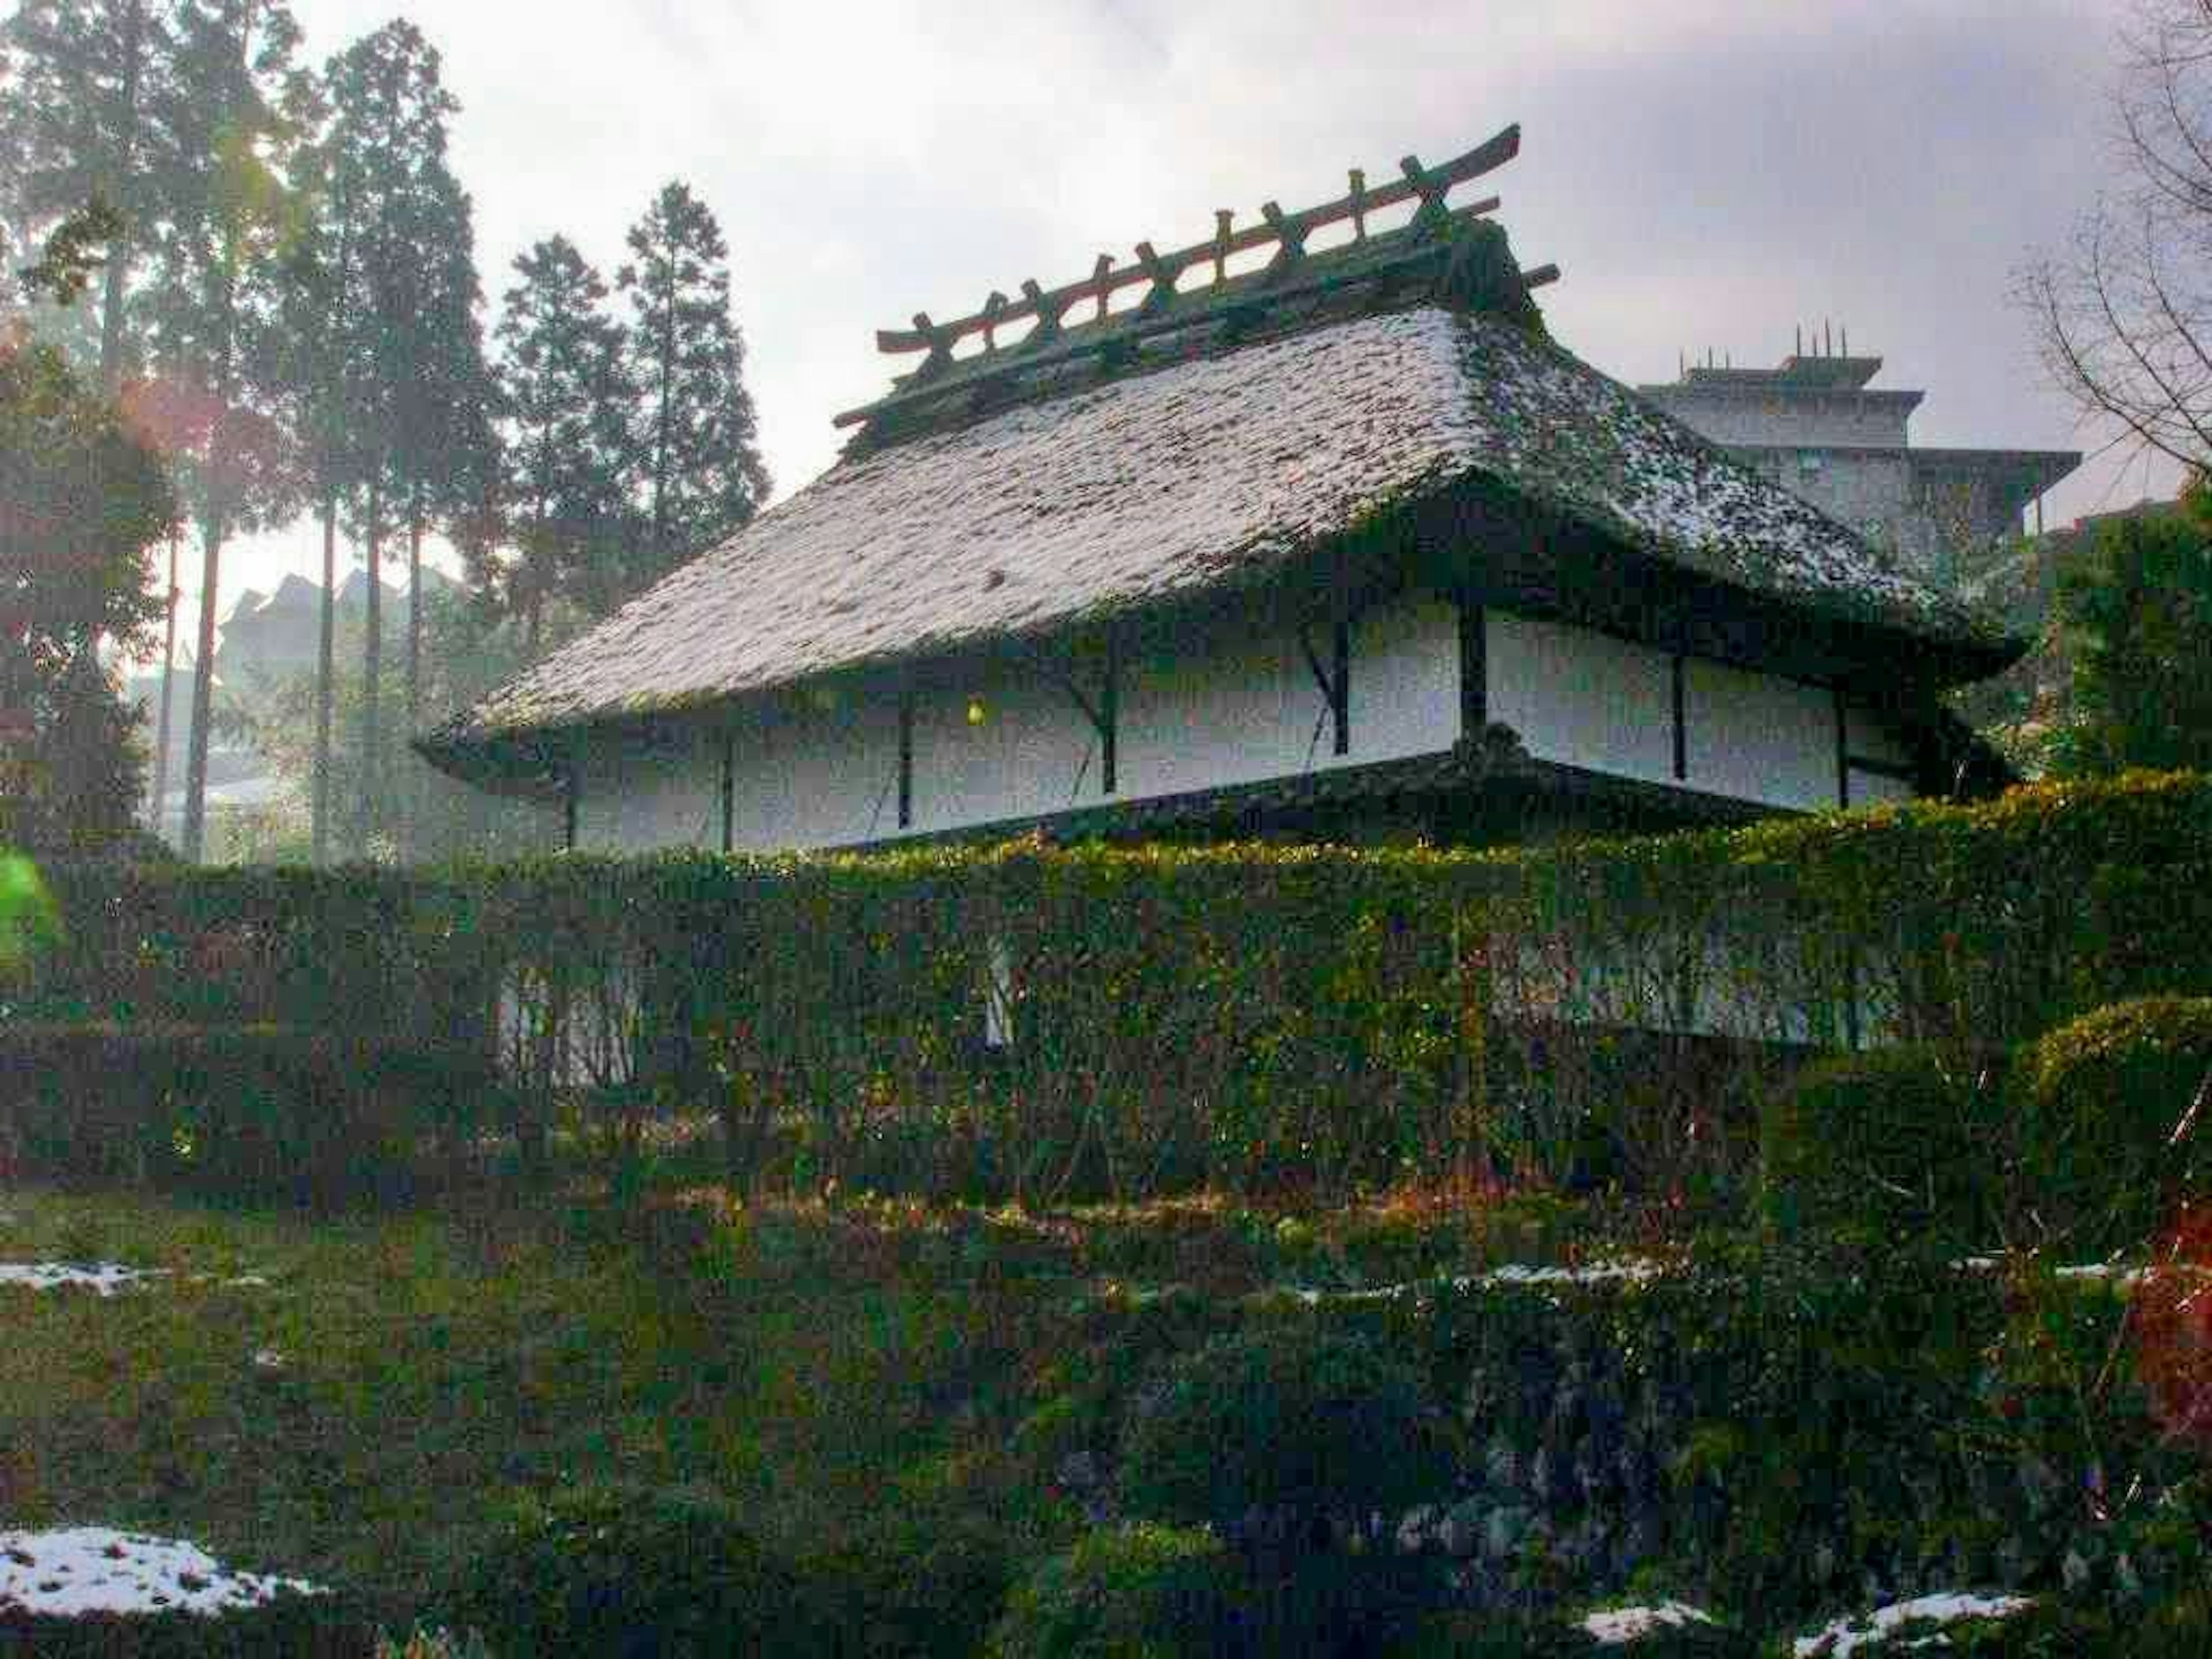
2023, 997, 2212, 1255
492, 234, 634, 647
1761, 1043, 2011, 1247
17, 190, 126, 307
2048, 487, 2212, 777
238, 587, 565, 864
0, 849, 61, 972
0, 323, 174, 852
1118, 1323, 1450, 1536
986, 1523, 1240, 1659
1384, 1608, 1753, 1656
0, 1020, 496, 1205
616, 178, 768, 599
370, 1629, 492, 1659
0, 1594, 370, 1657
435, 1482, 810, 1659
139, 0, 306, 859
14, 769, 2212, 1206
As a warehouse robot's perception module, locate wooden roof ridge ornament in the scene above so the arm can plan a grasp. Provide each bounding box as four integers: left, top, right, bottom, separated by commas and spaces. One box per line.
841, 123, 1551, 435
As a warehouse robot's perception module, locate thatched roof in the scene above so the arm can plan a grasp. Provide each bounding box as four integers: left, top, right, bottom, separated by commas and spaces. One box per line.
423, 270, 2012, 786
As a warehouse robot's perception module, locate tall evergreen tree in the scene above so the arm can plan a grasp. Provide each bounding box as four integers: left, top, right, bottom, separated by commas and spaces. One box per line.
494, 235, 633, 646
142, 0, 303, 861
616, 180, 768, 595
0, 0, 175, 389
264, 59, 351, 862
289, 20, 488, 856
0, 323, 175, 852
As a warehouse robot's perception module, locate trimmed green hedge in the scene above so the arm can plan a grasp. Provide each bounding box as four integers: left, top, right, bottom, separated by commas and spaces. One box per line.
0, 1594, 370, 1657
0, 1022, 498, 1205
2024, 997, 2212, 1255
1762, 1043, 2011, 1247
10, 771, 2212, 1203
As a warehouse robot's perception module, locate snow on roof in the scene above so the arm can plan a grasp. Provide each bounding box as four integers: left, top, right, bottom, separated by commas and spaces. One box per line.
427, 302, 2011, 767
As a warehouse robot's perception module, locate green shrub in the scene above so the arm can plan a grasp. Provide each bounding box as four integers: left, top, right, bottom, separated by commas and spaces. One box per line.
790, 1512, 1015, 1658
0, 1022, 494, 1205
372, 1629, 492, 1659
18, 770, 2212, 1205
2023, 997, 2212, 1254
0, 1594, 369, 1656
1760, 1043, 2010, 1245
435, 1483, 807, 1659
985, 1523, 1241, 1659
1118, 1324, 1451, 1536
1382, 1608, 1753, 1656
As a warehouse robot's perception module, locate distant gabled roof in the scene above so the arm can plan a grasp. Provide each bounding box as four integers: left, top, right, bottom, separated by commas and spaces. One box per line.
423, 297, 2012, 786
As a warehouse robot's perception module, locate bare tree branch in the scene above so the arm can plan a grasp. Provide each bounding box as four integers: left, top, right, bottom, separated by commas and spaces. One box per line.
2020, 1, 2212, 472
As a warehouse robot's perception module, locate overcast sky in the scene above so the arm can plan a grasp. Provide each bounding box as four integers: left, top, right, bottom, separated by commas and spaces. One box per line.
203, 0, 2162, 632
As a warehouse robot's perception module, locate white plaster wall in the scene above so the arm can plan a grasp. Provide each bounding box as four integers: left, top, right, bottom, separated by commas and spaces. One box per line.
1354, 597, 1464, 763
1119, 594, 1461, 801
911, 660, 1100, 834
1486, 611, 1673, 785
1683, 660, 1838, 810
573, 726, 720, 853
1119, 617, 1331, 800
726, 690, 903, 851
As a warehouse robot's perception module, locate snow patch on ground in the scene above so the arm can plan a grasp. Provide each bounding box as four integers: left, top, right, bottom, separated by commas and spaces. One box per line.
1581, 1600, 1717, 1644
1294, 1259, 1668, 1305
0, 1527, 324, 1618
0, 1262, 275, 1296
0, 1262, 168, 1296
1793, 1593, 2033, 1657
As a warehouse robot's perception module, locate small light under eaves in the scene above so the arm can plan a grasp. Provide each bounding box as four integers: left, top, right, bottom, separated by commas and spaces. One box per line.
966, 696, 988, 728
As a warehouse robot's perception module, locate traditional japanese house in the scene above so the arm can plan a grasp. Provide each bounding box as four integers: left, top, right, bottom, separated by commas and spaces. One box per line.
421, 127, 2020, 853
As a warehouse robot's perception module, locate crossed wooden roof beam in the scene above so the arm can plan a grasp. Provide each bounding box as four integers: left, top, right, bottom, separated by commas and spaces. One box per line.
835, 124, 1559, 435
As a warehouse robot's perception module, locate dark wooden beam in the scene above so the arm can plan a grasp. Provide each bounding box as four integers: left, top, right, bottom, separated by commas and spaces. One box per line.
1832, 687, 1851, 810
897, 692, 915, 830
1459, 599, 1487, 736
871, 124, 1522, 357
721, 734, 735, 852
1671, 654, 1688, 782
1333, 616, 1351, 756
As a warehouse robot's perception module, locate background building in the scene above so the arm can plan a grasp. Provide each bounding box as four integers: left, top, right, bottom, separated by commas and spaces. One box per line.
1638, 339, 2081, 588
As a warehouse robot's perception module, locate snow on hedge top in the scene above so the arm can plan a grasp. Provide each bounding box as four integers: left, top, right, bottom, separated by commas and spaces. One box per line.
1581, 1601, 1718, 1645
0, 1262, 167, 1296
1793, 1593, 2033, 1657
0, 1528, 323, 1618
431, 305, 2003, 754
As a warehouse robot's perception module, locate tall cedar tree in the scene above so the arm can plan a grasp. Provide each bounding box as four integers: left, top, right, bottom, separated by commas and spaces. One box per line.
2052, 479, 2212, 776
142, 0, 304, 860
616, 180, 768, 596
495, 236, 634, 647
0, 324, 175, 851
0, 1, 173, 389
308, 20, 483, 856
264, 58, 350, 862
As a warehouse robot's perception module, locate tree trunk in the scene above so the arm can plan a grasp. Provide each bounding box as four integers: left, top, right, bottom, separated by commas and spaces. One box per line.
654, 259, 676, 576
149, 529, 179, 839
357, 478, 382, 856
179, 509, 222, 861
312, 493, 336, 865
97, 0, 146, 395
404, 502, 423, 861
